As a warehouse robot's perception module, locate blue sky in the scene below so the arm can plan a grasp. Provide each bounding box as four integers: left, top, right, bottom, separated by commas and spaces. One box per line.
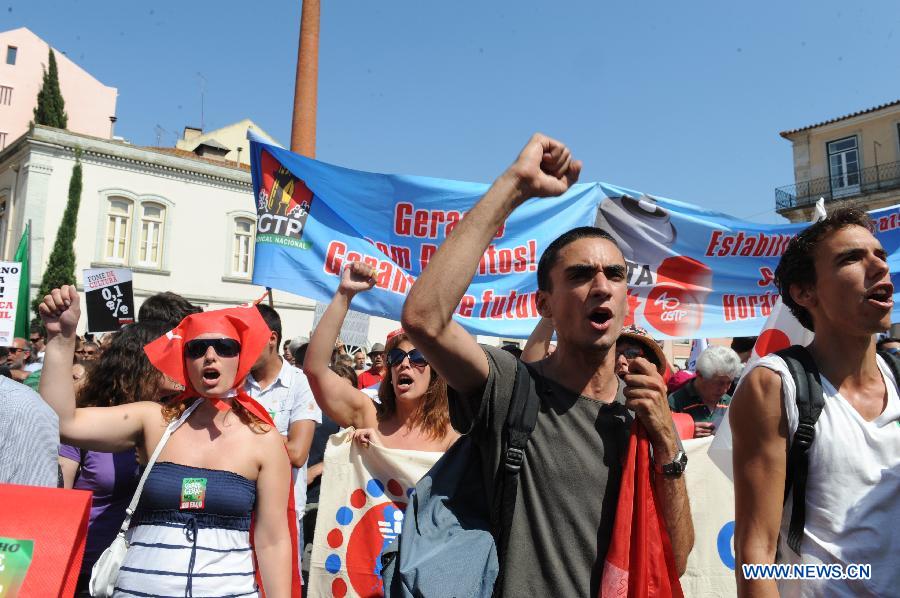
5, 0, 899, 223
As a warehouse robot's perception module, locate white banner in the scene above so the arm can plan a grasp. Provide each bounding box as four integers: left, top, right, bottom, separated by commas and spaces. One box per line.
308, 429, 442, 597
681, 436, 737, 597
0, 262, 23, 345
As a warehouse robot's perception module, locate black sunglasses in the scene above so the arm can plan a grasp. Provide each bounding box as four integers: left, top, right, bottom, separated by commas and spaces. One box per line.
617, 348, 644, 360
185, 338, 242, 359
387, 348, 428, 368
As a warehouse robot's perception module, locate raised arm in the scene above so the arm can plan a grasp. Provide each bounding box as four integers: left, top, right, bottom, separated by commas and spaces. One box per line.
731, 366, 788, 598
39, 286, 155, 452
521, 316, 555, 363
303, 263, 378, 429
402, 134, 582, 395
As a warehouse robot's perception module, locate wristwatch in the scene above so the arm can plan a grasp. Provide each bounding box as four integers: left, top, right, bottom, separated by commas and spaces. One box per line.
654, 450, 688, 477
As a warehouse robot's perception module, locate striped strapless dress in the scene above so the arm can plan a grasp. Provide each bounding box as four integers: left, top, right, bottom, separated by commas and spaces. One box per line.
113, 462, 259, 597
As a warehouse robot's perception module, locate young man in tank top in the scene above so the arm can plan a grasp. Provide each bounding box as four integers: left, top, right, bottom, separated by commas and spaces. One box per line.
732, 207, 900, 597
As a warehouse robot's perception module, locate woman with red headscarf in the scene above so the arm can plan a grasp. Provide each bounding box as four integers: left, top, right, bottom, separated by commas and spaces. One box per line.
304, 262, 458, 451
38, 286, 295, 597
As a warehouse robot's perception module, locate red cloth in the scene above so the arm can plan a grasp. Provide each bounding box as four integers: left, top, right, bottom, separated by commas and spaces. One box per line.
144, 306, 302, 597
600, 422, 683, 598
671, 413, 695, 441
666, 371, 695, 396
357, 367, 384, 390
0, 484, 91, 597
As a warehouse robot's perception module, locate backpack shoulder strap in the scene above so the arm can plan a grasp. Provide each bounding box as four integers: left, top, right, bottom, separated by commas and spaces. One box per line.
492, 359, 540, 592
774, 344, 825, 555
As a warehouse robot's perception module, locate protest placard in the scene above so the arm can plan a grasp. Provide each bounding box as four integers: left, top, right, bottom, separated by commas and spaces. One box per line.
83, 268, 135, 333
0, 261, 22, 346
308, 430, 442, 597
313, 302, 371, 348
0, 484, 90, 597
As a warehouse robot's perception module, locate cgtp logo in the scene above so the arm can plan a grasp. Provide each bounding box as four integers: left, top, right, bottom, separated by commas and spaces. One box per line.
256, 150, 314, 245
643, 256, 712, 337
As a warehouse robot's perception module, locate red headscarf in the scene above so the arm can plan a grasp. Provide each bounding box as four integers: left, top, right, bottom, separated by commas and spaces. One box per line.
144, 305, 302, 597
143, 305, 271, 422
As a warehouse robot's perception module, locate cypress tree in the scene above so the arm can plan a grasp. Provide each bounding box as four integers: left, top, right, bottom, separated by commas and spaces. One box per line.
33, 48, 68, 129
33, 150, 82, 316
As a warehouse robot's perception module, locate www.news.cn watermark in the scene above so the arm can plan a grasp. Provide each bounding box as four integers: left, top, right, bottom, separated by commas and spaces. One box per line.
742, 563, 871, 580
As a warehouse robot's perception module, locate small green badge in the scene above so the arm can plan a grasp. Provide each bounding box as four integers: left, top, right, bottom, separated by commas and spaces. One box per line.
180, 478, 208, 510
0, 536, 35, 597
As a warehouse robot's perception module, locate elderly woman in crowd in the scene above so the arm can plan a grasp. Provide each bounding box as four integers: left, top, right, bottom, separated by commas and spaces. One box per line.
668, 344, 742, 438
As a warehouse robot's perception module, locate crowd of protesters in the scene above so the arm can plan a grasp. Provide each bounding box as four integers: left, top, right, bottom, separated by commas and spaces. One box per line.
2, 134, 899, 597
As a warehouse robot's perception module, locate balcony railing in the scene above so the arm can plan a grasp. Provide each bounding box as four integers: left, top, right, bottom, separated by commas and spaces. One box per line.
775, 159, 900, 212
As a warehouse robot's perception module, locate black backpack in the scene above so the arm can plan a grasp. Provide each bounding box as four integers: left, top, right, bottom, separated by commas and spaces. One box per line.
776, 345, 900, 554
381, 360, 540, 597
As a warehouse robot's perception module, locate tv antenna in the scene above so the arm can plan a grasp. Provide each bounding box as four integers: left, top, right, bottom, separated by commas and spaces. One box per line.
196, 72, 207, 131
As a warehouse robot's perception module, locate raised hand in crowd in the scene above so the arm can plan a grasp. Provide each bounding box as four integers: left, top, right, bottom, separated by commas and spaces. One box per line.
507, 132, 583, 201
402, 134, 583, 395
305, 261, 457, 452
304, 262, 379, 431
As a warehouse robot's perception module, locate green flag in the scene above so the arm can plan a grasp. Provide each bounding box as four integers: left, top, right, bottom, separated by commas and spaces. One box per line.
14, 223, 30, 338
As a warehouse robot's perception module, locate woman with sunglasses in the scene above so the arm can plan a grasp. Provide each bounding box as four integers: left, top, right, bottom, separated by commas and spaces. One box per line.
39, 286, 296, 598
304, 262, 458, 451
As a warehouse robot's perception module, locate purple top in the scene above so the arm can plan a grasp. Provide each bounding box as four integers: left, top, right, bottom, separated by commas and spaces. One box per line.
59, 444, 140, 575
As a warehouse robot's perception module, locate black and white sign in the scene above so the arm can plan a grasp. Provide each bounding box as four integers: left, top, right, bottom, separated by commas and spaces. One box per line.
312, 302, 371, 348
83, 268, 135, 332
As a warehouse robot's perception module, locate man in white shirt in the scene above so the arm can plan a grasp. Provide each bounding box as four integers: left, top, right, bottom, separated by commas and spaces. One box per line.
246, 304, 321, 563
732, 207, 900, 597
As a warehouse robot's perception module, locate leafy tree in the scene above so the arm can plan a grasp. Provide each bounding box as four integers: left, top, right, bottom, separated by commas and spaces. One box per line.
33, 48, 68, 129
33, 151, 82, 316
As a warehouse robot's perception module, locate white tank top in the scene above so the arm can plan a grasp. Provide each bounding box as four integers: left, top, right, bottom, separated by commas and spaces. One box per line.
751, 354, 900, 597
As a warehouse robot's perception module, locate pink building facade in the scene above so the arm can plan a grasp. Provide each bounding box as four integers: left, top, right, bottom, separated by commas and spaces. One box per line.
0, 27, 117, 150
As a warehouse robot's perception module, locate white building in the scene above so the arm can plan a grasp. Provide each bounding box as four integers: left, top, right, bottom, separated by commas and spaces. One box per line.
0, 124, 399, 345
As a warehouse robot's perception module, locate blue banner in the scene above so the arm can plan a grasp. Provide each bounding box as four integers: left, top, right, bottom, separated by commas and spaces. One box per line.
250, 137, 900, 339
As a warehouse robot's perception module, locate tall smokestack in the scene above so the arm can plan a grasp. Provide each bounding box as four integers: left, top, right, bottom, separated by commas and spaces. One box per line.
290, 0, 320, 157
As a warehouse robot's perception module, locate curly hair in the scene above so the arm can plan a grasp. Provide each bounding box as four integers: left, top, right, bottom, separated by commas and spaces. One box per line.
774, 207, 873, 332
375, 333, 450, 440
76, 320, 174, 408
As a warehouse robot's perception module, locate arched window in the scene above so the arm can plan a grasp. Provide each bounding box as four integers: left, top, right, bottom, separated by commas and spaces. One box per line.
232, 217, 254, 277
138, 202, 166, 267
105, 198, 132, 263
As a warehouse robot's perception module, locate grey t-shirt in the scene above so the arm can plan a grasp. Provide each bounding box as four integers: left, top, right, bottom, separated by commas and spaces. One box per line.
450, 346, 631, 597
0, 376, 59, 487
